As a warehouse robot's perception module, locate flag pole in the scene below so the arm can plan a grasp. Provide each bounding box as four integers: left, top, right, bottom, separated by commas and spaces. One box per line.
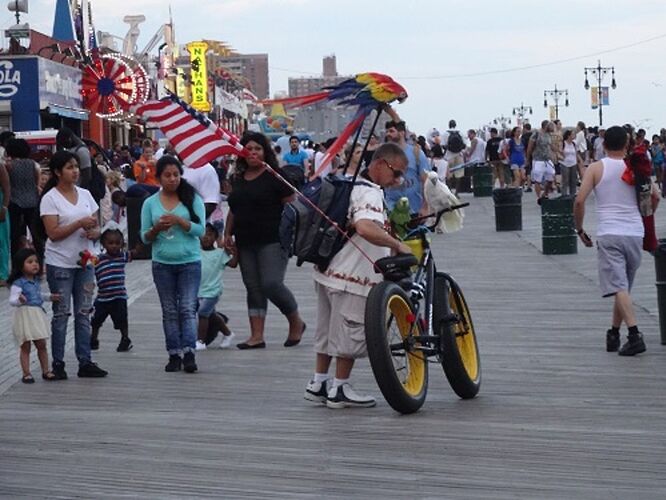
350, 105, 383, 183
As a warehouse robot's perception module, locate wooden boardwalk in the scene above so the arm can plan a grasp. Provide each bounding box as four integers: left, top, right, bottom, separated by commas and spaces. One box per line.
1, 193, 666, 499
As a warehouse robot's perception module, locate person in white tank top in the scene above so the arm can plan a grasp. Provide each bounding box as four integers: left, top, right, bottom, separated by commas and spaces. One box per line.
574, 126, 659, 357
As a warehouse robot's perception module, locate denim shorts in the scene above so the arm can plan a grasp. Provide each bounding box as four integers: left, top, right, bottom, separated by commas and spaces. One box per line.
198, 296, 219, 318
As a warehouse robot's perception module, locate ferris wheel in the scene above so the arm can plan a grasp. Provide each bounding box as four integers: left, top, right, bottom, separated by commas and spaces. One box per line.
81, 52, 149, 118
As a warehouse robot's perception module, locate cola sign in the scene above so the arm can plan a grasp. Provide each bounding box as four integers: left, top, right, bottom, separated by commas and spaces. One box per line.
0, 60, 21, 98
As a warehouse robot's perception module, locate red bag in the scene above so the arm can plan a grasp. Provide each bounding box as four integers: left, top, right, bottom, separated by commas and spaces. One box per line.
623, 143, 657, 252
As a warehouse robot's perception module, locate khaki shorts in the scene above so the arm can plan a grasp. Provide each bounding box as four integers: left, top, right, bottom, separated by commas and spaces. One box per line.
447, 153, 465, 178
313, 282, 367, 359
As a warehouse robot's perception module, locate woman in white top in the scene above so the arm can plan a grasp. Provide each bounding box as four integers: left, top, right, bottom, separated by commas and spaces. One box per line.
431, 144, 448, 182
40, 150, 108, 380
561, 129, 581, 197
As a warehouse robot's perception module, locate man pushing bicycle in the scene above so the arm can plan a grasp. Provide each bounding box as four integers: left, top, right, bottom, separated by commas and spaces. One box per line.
304, 143, 412, 409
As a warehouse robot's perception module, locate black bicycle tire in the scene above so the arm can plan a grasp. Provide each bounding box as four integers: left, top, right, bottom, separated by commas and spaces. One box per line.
434, 273, 481, 399
365, 281, 428, 414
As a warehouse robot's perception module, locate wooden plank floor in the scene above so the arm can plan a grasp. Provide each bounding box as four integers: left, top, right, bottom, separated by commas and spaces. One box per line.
1, 192, 666, 499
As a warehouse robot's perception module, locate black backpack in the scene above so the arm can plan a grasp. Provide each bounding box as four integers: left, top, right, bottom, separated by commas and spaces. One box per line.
280, 164, 306, 192
446, 131, 465, 153
74, 144, 106, 202
280, 173, 371, 271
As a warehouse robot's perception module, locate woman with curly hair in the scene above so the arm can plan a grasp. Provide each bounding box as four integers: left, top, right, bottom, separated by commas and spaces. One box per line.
224, 132, 306, 349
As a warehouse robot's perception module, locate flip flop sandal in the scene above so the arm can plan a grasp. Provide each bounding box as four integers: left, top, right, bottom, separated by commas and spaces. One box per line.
22, 375, 35, 384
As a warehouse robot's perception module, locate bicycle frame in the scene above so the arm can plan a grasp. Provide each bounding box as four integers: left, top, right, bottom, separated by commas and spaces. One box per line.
388, 230, 440, 359
388, 202, 470, 360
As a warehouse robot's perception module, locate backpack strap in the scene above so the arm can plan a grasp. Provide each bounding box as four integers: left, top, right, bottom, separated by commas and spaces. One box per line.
353, 180, 373, 188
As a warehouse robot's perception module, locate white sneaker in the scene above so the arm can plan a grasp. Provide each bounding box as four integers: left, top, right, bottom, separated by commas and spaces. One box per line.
304, 379, 329, 404
218, 332, 236, 349
195, 340, 207, 351
326, 383, 376, 409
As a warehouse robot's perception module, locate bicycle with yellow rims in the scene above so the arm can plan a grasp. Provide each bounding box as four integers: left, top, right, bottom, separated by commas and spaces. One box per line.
364, 203, 480, 414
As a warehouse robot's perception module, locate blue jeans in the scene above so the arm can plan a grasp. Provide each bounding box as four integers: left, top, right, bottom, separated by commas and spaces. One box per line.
152, 261, 201, 355
46, 265, 95, 366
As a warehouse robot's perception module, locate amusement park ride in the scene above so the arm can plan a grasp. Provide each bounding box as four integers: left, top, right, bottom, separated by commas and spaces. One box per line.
82, 10, 175, 119
6, 0, 257, 138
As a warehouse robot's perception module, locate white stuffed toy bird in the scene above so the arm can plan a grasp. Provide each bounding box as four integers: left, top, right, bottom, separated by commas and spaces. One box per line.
423, 171, 464, 233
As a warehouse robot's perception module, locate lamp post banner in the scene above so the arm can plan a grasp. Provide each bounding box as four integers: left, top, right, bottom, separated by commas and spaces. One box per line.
549, 105, 557, 120
591, 87, 610, 109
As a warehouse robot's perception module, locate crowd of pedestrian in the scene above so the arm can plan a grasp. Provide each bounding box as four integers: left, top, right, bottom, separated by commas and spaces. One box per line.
0, 113, 662, 405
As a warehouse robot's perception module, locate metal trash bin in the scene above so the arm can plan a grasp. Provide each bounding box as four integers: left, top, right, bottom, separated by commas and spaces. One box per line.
493, 188, 523, 231
541, 197, 577, 255
654, 239, 666, 345
473, 164, 493, 197
126, 196, 151, 260
447, 166, 472, 193
458, 167, 472, 193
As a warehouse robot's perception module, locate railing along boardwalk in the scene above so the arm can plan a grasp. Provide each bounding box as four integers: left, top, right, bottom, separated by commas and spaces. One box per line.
1, 193, 665, 499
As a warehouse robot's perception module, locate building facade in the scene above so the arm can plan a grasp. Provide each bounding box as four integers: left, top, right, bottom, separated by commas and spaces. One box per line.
216, 53, 269, 99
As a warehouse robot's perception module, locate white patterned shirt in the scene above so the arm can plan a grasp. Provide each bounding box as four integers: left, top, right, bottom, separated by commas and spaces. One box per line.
314, 179, 390, 297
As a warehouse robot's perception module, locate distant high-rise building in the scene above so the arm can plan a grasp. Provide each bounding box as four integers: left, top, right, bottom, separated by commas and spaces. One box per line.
289, 55, 356, 141
322, 55, 337, 77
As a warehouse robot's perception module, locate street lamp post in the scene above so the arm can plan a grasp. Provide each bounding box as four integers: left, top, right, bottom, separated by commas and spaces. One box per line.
584, 60, 616, 127
543, 84, 569, 121
512, 103, 532, 126
492, 114, 511, 132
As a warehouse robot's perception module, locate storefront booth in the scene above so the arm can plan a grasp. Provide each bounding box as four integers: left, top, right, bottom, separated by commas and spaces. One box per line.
0, 55, 87, 133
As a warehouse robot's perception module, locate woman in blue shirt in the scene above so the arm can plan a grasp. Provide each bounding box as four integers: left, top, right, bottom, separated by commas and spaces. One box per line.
141, 155, 205, 373
508, 127, 526, 188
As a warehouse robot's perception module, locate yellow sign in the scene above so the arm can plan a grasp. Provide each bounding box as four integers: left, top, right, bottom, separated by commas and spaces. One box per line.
187, 41, 211, 112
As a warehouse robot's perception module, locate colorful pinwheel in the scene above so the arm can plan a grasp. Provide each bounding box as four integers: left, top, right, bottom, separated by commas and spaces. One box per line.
82, 53, 148, 118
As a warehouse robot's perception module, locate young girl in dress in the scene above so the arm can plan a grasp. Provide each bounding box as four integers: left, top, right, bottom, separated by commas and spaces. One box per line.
8, 248, 60, 383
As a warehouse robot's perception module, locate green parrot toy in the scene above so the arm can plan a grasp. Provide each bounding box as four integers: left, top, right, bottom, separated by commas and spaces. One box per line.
389, 197, 412, 240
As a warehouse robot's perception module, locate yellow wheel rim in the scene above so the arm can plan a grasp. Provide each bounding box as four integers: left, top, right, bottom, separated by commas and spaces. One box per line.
386, 294, 426, 397
449, 290, 479, 381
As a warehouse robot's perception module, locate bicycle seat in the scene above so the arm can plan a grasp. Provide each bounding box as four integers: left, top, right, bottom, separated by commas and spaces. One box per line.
375, 254, 418, 281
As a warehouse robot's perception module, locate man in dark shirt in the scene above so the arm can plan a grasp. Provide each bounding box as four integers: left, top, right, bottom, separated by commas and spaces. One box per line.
521, 123, 533, 192
485, 128, 504, 188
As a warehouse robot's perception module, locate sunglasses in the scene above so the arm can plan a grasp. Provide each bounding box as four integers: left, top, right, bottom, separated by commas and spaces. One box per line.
382, 158, 404, 178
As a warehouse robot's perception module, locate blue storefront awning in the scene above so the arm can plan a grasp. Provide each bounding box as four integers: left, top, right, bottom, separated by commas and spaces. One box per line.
46, 104, 89, 120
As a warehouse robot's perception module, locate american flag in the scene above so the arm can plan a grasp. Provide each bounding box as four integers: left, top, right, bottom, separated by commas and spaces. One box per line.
132, 93, 248, 168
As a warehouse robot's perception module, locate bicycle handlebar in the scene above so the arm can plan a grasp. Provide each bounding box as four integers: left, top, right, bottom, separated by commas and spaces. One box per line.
407, 202, 470, 232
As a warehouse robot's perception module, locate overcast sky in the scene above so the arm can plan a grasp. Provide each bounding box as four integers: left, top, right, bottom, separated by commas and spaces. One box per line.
8, 0, 666, 135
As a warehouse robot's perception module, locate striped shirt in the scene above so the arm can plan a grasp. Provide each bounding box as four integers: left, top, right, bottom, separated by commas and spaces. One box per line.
94, 252, 130, 302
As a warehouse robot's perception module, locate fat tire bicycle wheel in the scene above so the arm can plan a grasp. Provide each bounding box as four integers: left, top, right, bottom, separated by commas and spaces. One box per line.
434, 273, 481, 399
365, 281, 428, 414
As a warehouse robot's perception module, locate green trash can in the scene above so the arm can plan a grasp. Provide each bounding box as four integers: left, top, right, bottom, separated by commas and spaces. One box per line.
493, 188, 522, 231
541, 197, 577, 255
473, 164, 493, 197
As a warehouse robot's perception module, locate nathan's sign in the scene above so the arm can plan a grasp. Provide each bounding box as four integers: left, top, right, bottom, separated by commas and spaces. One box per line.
187, 42, 211, 113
